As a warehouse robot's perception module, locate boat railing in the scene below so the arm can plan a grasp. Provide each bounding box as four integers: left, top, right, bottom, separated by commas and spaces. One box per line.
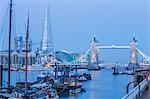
121, 79, 148, 99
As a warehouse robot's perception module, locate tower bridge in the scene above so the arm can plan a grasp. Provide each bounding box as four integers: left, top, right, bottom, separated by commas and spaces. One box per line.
78, 35, 149, 69
89, 35, 138, 68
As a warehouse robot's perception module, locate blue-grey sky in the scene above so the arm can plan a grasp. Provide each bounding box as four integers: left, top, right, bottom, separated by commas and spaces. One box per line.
0, 0, 149, 63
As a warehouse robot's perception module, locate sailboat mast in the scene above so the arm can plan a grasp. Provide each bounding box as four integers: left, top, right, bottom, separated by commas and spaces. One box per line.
8, 0, 12, 90
25, 12, 29, 92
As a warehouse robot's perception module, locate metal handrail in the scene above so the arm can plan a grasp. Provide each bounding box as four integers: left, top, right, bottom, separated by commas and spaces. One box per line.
121, 79, 148, 99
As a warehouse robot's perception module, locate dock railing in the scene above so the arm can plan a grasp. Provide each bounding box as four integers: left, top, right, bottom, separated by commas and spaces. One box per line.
121, 79, 148, 99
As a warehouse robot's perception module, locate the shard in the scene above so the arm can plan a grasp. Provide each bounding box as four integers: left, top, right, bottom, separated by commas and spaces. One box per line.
41, 3, 54, 55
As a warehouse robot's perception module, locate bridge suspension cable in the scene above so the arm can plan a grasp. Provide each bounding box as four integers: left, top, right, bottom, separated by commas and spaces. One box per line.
137, 48, 150, 59
77, 49, 90, 62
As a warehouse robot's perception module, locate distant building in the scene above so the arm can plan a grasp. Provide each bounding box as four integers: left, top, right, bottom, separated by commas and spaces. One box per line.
14, 36, 23, 52
14, 36, 32, 52
55, 51, 75, 63
0, 51, 36, 68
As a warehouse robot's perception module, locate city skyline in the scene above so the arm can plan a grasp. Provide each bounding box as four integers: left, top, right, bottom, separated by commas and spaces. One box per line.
0, 0, 149, 63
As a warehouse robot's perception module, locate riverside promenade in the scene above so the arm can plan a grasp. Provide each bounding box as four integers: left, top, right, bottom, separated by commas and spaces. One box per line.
141, 83, 150, 99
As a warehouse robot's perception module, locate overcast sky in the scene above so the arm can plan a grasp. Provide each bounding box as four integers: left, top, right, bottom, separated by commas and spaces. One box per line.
0, 0, 149, 63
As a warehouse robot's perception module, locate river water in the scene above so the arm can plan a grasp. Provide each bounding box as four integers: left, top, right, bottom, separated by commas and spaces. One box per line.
2, 69, 133, 99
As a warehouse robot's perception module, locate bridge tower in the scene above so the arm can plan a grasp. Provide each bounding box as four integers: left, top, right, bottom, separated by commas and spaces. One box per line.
128, 34, 139, 69
90, 35, 99, 65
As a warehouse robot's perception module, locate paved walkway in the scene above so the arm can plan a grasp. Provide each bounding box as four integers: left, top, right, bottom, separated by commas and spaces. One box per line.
141, 84, 150, 99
